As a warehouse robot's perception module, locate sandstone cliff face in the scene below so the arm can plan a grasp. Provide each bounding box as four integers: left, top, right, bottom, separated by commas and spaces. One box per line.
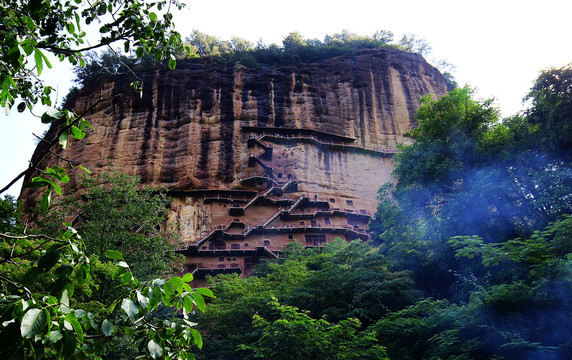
24, 48, 445, 191
22, 48, 447, 282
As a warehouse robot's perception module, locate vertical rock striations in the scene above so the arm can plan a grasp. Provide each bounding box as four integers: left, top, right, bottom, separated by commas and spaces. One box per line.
22, 48, 447, 285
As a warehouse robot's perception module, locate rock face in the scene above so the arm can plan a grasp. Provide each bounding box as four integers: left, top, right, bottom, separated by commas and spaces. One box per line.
22, 48, 447, 285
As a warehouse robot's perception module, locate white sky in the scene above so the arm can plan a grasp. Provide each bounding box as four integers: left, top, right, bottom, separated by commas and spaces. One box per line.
2, 0, 572, 197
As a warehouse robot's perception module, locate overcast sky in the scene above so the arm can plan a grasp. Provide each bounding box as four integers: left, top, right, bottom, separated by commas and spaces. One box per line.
2, 0, 571, 197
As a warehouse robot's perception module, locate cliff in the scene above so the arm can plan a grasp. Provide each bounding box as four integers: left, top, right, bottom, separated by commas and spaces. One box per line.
21, 48, 448, 285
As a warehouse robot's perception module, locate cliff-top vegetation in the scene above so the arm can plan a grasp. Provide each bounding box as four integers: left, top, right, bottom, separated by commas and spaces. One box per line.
72, 30, 457, 91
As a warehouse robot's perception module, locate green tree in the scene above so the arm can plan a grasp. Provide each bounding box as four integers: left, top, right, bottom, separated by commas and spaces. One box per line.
239, 297, 388, 360
186, 30, 230, 57
368, 64, 572, 359
68, 169, 182, 279
373, 29, 395, 44
371, 298, 486, 360
284, 239, 419, 325
0, 195, 21, 233
380, 86, 563, 244
71, 48, 164, 88
393, 87, 499, 191
398, 33, 432, 56
525, 62, 572, 157
0, 198, 213, 359
445, 215, 572, 359
195, 244, 312, 359
194, 240, 418, 359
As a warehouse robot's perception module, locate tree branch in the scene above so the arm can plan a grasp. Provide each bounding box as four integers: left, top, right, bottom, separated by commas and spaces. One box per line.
0, 274, 33, 299
0, 96, 111, 195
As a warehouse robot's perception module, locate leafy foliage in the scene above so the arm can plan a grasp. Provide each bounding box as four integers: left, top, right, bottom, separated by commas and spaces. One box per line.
238, 297, 388, 360
383, 216, 572, 360
397, 33, 432, 57
70, 49, 164, 88
193, 241, 418, 359
366, 64, 572, 359
73, 29, 459, 89
0, 195, 21, 233
0, 0, 185, 112
526, 63, 572, 156
373, 86, 572, 281
0, 209, 213, 359
39, 169, 184, 280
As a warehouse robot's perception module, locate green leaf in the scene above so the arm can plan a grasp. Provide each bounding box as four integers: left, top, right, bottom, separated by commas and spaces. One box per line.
121, 271, 132, 285
61, 331, 77, 358
191, 293, 206, 312
52, 182, 63, 196
169, 276, 184, 293
38, 246, 61, 271
163, 281, 175, 305
74, 12, 81, 29
135, 47, 144, 58
104, 250, 124, 261
61, 288, 70, 307
121, 325, 135, 336
46, 330, 63, 344
194, 287, 215, 298
34, 49, 44, 75
66, 315, 84, 342
136, 291, 149, 308
26, 177, 51, 189
169, 56, 176, 70
75, 264, 90, 285
182, 273, 193, 282
41, 107, 63, 123
62, 331, 77, 358
21, 268, 40, 287
112, 266, 128, 281
59, 132, 68, 149
148, 287, 162, 311
40, 187, 52, 212
148, 339, 163, 359
102, 319, 114, 336
40, 50, 52, 69
149, 12, 157, 22
121, 298, 139, 318
63, 320, 73, 331
70, 125, 85, 139
190, 328, 203, 348
183, 295, 193, 313
66, 22, 75, 34
20, 308, 47, 339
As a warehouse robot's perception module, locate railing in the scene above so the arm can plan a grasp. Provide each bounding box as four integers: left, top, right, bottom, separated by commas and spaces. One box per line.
203, 192, 252, 204
257, 133, 397, 156
231, 180, 297, 214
